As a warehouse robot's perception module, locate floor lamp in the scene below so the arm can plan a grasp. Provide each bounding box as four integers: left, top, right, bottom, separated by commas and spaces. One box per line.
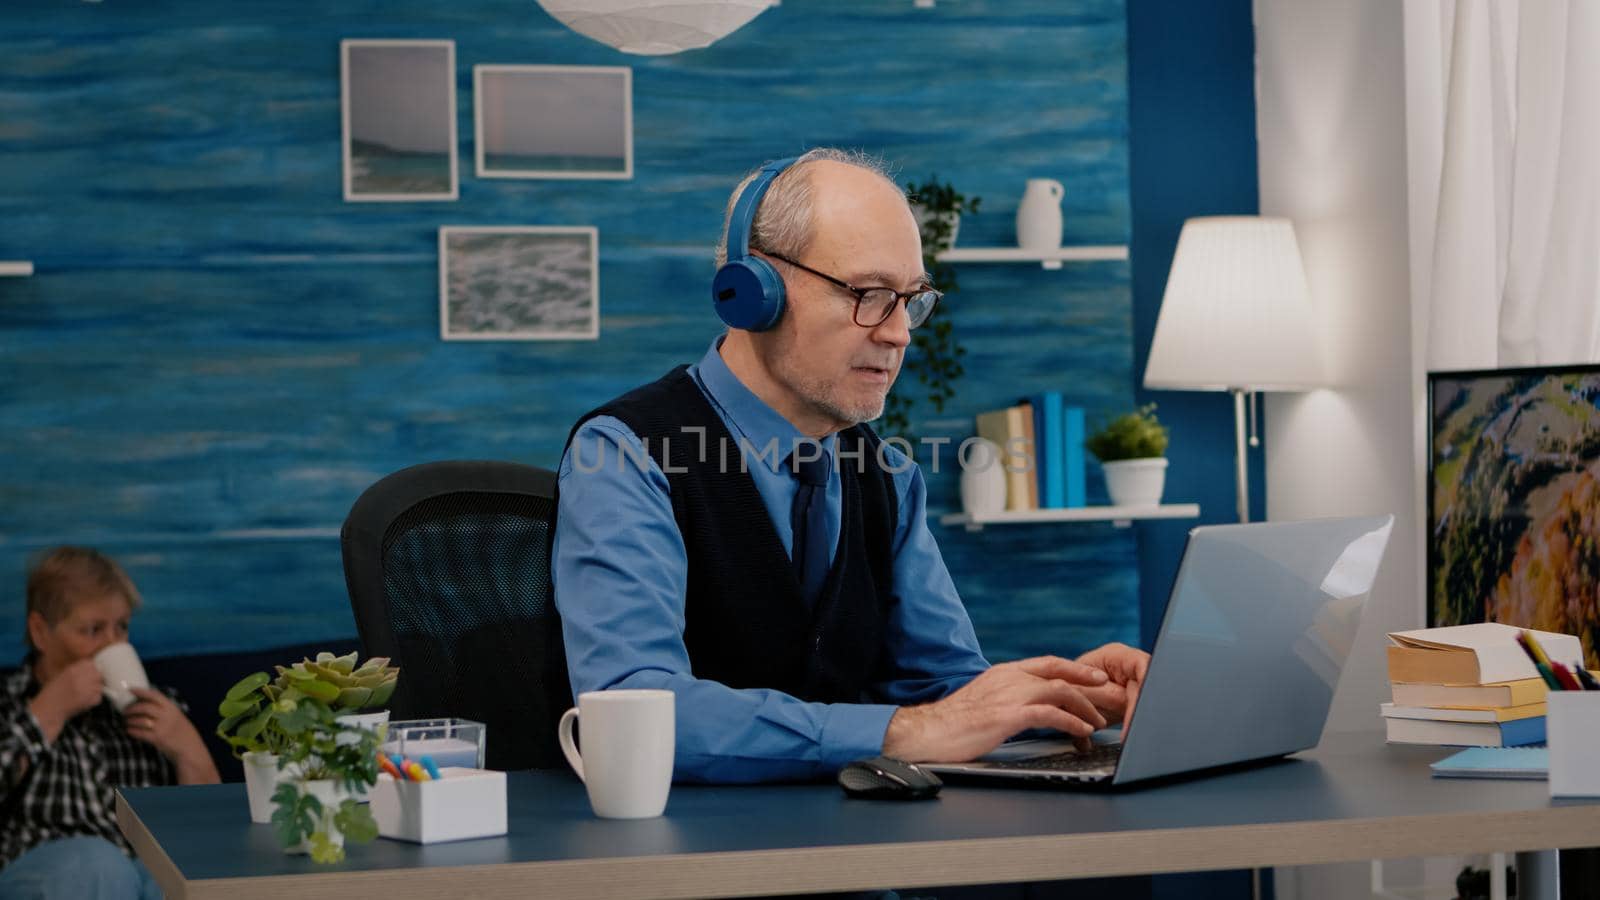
1142, 217, 1323, 523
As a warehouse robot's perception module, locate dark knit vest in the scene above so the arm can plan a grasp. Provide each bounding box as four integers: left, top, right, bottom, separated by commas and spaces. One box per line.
564, 366, 900, 703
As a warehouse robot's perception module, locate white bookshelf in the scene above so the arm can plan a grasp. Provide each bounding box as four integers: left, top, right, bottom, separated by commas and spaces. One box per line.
935, 245, 1128, 270
940, 503, 1201, 532
0, 261, 33, 277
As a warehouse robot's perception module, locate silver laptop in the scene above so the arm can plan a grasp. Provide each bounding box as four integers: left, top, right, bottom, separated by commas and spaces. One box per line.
924, 515, 1395, 788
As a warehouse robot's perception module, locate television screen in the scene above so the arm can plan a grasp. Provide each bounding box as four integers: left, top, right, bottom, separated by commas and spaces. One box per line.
1428, 364, 1600, 669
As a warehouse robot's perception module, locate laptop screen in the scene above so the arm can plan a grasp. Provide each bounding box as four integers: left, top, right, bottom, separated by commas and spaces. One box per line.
1113, 515, 1394, 785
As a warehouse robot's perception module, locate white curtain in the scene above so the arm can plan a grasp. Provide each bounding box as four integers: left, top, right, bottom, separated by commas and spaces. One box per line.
1406, 0, 1600, 370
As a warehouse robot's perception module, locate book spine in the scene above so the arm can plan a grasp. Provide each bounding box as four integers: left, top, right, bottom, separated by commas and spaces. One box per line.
1063, 406, 1086, 508
1003, 406, 1034, 511
1039, 392, 1064, 508
1499, 715, 1546, 746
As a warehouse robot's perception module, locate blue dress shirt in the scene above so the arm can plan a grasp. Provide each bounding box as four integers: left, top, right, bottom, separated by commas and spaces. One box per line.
553, 338, 990, 783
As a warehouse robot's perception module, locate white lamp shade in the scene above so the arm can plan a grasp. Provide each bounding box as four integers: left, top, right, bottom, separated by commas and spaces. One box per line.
1143, 216, 1324, 392
536, 0, 776, 55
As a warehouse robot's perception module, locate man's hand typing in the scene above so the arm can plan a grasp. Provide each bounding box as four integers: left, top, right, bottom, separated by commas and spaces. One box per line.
880, 655, 1112, 763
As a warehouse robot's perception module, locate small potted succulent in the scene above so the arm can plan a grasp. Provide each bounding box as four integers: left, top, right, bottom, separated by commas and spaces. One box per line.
273, 651, 399, 737
1085, 403, 1170, 507
269, 700, 382, 863
218, 651, 399, 823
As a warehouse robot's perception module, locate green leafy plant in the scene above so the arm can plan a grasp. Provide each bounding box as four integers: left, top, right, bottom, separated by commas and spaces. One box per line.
215, 671, 292, 758
1085, 404, 1169, 462
883, 176, 979, 444
216, 651, 399, 758
268, 700, 382, 863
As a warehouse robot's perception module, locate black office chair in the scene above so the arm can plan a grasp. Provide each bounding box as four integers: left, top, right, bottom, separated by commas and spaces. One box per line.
341, 460, 573, 770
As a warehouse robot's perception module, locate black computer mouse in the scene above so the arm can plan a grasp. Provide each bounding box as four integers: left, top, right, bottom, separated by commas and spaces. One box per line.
837, 756, 943, 800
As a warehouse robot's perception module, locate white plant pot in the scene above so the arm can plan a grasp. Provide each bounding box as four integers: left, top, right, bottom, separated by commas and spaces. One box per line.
1102, 458, 1167, 507
284, 778, 345, 856
336, 709, 390, 738
959, 438, 1008, 516
912, 203, 960, 247
243, 751, 285, 825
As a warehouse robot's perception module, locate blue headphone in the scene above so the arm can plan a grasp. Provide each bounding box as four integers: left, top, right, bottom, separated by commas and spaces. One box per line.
711, 156, 799, 331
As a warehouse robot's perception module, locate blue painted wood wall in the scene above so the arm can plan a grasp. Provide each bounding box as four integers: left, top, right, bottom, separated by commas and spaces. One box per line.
0, 0, 1136, 663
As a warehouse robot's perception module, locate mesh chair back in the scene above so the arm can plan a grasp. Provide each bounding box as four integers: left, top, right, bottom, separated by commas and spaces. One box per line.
341, 461, 572, 770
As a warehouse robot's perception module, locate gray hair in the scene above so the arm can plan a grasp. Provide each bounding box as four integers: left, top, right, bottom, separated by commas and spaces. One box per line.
713, 148, 901, 269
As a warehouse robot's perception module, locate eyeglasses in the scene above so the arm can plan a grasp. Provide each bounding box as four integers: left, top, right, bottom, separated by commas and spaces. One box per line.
761, 251, 942, 329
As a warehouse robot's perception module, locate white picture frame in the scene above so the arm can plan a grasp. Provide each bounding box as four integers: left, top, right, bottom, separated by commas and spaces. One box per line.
438, 226, 600, 341
473, 65, 633, 180
341, 39, 459, 202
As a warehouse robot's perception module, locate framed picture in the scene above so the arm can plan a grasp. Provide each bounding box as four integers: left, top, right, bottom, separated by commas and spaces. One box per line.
341, 39, 459, 201
1428, 363, 1600, 668
438, 226, 600, 341
473, 65, 632, 180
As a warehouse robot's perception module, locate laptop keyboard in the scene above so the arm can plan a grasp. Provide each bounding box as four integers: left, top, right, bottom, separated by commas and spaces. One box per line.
984, 743, 1123, 773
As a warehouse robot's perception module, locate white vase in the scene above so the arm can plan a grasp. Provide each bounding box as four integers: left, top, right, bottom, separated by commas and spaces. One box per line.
243, 751, 284, 825
959, 438, 1008, 516
1102, 458, 1167, 507
1016, 178, 1065, 250
283, 779, 345, 856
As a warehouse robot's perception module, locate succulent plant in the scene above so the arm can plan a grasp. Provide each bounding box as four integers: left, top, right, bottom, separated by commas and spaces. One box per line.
270, 651, 399, 712
216, 652, 400, 759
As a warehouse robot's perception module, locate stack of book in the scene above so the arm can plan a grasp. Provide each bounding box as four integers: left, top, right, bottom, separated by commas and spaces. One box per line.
974, 391, 1087, 512
1381, 623, 1581, 747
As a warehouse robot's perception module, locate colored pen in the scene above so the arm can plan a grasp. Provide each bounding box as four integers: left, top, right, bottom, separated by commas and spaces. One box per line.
389, 753, 406, 772
1549, 661, 1584, 692
377, 754, 404, 780
1577, 667, 1600, 691
1516, 632, 1564, 690
405, 761, 431, 782
1520, 630, 1554, 667
420, 755, 442, 780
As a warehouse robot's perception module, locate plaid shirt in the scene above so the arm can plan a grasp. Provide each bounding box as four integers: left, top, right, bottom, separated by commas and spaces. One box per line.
0, 665, 176, 868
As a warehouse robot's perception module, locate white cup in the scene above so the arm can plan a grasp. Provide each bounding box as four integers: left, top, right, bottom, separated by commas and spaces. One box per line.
1547, 691, 1600, 797
92, 642, 150, 712
557, 689, 674, 819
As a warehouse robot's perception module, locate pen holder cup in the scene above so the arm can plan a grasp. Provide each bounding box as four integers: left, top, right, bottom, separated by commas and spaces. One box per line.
370, 768, 507, 843
1547, 692, 1600, 797
381, 718, 486, 771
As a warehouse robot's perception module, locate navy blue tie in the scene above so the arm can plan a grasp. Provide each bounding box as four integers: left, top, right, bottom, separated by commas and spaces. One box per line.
787, 445, 831, 609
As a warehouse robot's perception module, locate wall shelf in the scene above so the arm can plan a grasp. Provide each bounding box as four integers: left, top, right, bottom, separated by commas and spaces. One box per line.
0, 261, 34, 277
940, 503, 1200, 532
935, 245, 1128, 270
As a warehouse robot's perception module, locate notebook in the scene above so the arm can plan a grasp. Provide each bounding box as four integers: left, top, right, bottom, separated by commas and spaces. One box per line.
923, 515, 1396, 788
1430, 746, 1549, 780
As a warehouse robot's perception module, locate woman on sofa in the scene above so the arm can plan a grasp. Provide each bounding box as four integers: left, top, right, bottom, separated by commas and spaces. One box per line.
0, 546, 218, 900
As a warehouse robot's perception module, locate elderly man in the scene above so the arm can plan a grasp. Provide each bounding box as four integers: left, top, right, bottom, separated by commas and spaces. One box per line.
553, 148, 1148, 783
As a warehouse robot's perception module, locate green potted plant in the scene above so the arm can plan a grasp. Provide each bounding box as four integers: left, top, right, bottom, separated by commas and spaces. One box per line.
218, 651, 399, 823
905, 175, 980, 249
217, 671, 296, 824
882, 176, 979, 443
269, 699, 381, 863
1085, 403, 1170, 507
274, 651, 399, 743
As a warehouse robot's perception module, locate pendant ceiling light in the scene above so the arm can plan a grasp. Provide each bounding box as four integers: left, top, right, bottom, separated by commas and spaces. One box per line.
536, 0, 777, 56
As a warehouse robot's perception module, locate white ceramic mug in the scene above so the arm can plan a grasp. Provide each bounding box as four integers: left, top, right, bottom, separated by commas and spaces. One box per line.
557, 689, 674, 819
92, 642, 150, 712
